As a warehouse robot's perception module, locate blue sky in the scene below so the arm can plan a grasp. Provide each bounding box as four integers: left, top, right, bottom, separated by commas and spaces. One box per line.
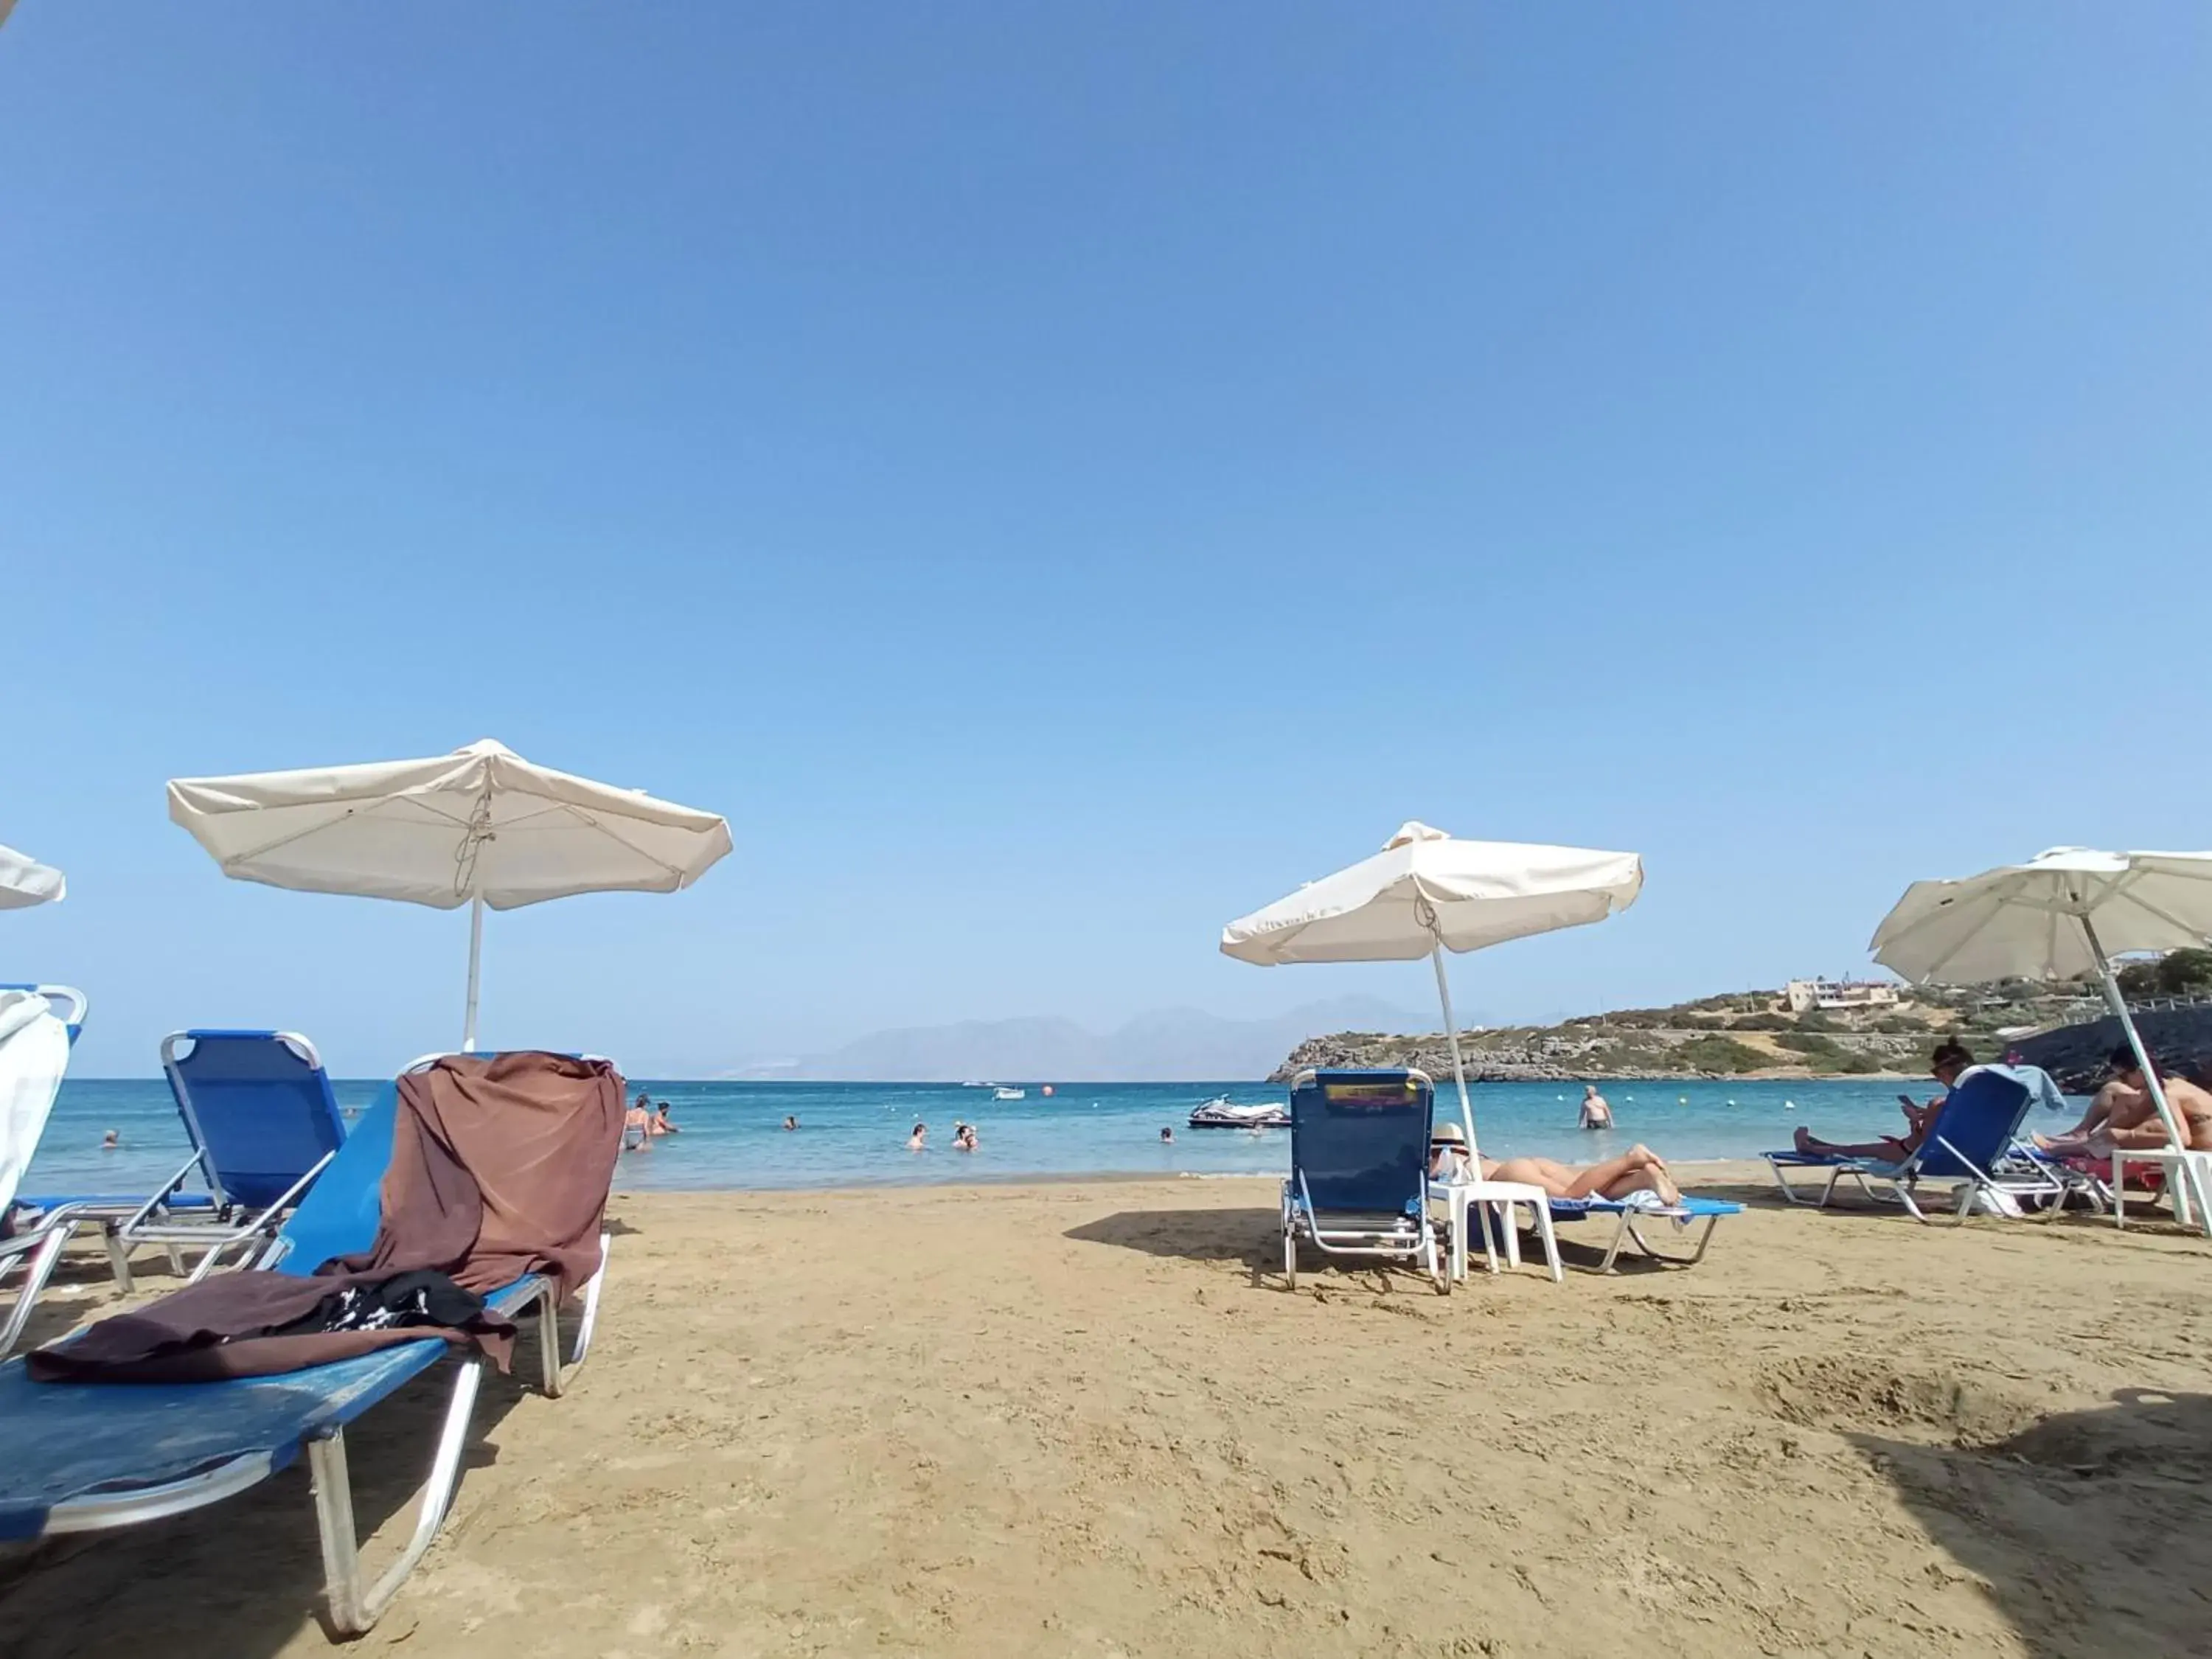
3, 4, 2208, 1077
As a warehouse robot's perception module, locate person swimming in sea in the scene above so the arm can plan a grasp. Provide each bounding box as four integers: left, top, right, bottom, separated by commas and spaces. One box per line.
1578, 1085, 1613, 1130
100, 1129, 121, 1150
783, 1115, 799, 1131
906, 1122, 928, 1152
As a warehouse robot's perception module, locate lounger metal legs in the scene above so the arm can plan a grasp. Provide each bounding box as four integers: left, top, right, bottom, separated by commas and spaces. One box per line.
1593, 1214, 1722, 1274
310, 1357, 485, 1636
305, 1244, 610, 1637
0, 1225, 74, 1359
1764, 1161, 1829, 1207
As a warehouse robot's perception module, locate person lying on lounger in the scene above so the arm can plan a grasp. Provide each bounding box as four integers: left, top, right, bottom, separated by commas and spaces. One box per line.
1790, 1040, 1971, 1162
1429, 1121, 1682, 1205
2036, 1046, 2212, 1157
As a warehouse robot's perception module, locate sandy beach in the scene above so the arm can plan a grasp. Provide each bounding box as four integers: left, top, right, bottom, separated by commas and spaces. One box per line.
5, 1166, 2211, 1658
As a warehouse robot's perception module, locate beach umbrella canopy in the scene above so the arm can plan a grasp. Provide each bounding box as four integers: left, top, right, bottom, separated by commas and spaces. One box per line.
169, 738, 732, 1050
1222, 822, 1644, 1147
1871, 846, 2212, 1184
0, 844, 65, 911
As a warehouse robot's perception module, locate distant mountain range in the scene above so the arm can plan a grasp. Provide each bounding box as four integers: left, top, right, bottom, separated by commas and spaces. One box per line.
728, 997, 1458, 1082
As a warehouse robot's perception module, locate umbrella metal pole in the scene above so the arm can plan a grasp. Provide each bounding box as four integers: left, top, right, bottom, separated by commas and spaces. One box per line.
2081, 915, 2207, 1231
462, 894, 484, 1054
1428, 942, 1478, 1153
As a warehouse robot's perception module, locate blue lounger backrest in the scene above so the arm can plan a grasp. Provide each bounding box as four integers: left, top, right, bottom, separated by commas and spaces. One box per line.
271, 1081, 399, 1277
1289, 1069, 1434, 1214
1913, 1069, 2033, 1179
269, 1051, 582, 1279
162, 1032, 347, 1211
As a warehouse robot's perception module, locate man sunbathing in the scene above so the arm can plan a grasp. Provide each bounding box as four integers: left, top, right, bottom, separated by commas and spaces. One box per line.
2036, 1046, 2212, 1157
1791, 1040, 1969, 1162
1430, 1121, 1682, 1205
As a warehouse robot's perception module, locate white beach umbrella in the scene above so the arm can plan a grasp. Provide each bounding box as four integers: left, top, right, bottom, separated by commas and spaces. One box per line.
1871, 846, 2212, 1162
1221, 822, 1644, 1148
168, 738, 732, 1051
0, 844, 65, 911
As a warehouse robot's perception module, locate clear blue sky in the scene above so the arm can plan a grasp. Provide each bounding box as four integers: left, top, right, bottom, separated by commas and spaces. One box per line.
4, 4, 2208, 1077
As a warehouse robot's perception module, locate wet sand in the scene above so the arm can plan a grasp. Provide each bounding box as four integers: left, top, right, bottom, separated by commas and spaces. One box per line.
5, 1166, 2211, 1658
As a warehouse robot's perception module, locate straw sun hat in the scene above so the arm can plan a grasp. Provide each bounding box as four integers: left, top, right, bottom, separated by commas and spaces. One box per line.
1431, 1122, 1468, 1147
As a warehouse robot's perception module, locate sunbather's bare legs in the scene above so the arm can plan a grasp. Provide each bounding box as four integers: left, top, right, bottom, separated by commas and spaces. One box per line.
1793, 1126, 1915, 1161
1482, 1144, 1682, 1206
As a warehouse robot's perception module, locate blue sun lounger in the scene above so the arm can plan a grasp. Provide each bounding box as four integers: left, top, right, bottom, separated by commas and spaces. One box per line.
18, 1031, 348, 1292
0, 1053, 612, 1636
1, 987, 89, 1358
1543, 1194, 1743, 1273
1761, 1068, 2066, 1222
1281, 1068, 1447, 1293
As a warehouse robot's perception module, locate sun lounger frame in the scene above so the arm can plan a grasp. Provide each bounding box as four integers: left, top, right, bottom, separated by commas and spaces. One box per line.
100, 1031, 346, 1288
1545, 1197, 1739, 1273
1767, 1136, 2072, 1223
1761, 1072, 2070, 1222
1281, 1068, 1447, 1295
1, 1051, 616, 1637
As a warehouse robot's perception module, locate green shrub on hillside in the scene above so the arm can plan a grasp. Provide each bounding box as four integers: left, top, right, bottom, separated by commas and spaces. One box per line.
1731, 1013, 1791, 1032
1775, 1032, 1843, 1057
2118, 948, 2212, 998
1674, 1035, 1767, 1074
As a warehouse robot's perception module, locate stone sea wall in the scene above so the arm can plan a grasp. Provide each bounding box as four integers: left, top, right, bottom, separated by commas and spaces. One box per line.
2010, 1006, 2212, 1094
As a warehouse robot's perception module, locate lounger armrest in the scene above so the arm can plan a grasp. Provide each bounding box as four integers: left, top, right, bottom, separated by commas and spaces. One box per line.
119, 1153, 210, 1233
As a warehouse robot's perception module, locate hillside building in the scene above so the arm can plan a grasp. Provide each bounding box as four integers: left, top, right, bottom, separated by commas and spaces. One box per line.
1784, 978, 1902, 1014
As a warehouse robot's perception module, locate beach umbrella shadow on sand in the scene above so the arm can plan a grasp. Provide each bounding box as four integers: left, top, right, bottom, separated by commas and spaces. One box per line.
1871, 845, 2212, 1230
167, 739, 731, 1051
1220, 821, 1644, 1150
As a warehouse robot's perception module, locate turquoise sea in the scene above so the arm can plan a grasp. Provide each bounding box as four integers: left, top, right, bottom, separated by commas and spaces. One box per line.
26, 1074, 2084, 1200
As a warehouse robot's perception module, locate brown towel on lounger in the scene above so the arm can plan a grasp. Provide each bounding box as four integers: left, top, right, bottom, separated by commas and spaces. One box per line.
28, 1051, 625, 1383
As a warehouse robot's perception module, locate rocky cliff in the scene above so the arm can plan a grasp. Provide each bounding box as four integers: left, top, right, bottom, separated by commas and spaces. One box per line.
1267, 1026, 1932, 1083
1272, 1005, 2212, 1091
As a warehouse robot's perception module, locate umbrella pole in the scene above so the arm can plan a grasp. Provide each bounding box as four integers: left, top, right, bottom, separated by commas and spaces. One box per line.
462, 894, 484, 1054
2081, 915, 2207, 1230
1428, 942, 1478, 1152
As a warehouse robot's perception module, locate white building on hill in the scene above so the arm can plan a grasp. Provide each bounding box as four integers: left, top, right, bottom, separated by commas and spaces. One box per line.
1784, 978, 1902, 1014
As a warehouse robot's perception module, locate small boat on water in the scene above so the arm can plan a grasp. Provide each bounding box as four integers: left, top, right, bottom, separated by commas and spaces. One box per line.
993, 1086, 1026, 1101
1187, 1095, 1289, 1130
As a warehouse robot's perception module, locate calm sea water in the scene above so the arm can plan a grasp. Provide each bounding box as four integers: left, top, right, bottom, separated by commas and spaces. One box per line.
25, 1075, 2083, 1200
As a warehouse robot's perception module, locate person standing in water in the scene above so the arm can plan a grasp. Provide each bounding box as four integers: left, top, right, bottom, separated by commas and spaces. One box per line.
906, 1122, 928, 1152
1578, 1085, 1614, 1130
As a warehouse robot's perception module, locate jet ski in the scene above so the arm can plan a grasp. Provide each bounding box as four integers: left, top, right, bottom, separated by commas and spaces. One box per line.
1187, 1096, 1290, 1130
